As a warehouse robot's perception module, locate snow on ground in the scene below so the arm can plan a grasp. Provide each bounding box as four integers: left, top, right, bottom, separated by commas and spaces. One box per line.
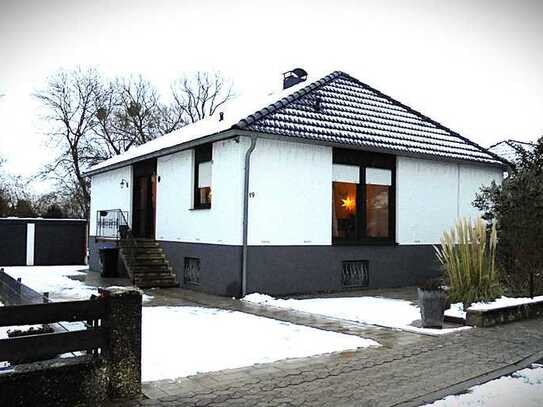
445, 295, 543, 320
470, 295, 543, 310
1, 268, 380, 381
243, 294, 470, 335
1, 266, 152, 302
142, 306, 379, 382
444, 302, 467, 319
2, 266, 96, 301
422, 364, 543, 406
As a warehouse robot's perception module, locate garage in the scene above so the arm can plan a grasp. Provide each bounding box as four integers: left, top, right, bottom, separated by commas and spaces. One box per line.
0, 218, 87, 266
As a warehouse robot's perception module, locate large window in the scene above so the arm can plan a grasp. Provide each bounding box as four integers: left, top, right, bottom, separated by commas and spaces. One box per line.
332, 149, 395, 244
194, 144, 212, 209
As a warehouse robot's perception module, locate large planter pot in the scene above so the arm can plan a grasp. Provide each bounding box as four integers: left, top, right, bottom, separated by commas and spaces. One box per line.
418, 288, 448, 328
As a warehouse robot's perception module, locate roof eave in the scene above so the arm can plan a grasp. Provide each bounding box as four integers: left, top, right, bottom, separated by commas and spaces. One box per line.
232, 129, 508, 169
84, 129, 238, 177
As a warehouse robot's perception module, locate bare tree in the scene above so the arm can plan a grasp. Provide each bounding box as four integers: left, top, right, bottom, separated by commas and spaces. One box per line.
35, 68, 235, 218
171, 72, 234, 124
34, 68, 102, 218
92, 75, 183, 155
114, 76, 165, 145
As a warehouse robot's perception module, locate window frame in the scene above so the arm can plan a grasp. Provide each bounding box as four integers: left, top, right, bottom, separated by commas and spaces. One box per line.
193, 144, 213, 210
332, 148, 396, 246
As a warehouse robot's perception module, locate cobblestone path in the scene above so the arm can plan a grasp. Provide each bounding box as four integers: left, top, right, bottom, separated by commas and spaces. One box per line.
115, 288, 543, 406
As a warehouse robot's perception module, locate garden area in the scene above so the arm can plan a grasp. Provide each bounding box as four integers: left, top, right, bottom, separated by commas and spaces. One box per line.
421, 138, 543, 328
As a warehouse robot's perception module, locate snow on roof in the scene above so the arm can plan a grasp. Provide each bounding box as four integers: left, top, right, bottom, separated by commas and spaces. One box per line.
488, 139, 535, 164
87, 76, 317, 174
88, 70, 504, 175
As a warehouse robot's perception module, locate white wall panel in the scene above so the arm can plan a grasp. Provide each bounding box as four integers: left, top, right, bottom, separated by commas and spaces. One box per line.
89, 166, 132, 235
396, 157, 458, 245
155, 138, 245, 245
248, 138, 332, 246
397, 156, 502, 245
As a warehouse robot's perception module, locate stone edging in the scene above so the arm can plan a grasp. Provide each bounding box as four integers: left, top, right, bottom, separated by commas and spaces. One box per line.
466, 300, 543, 327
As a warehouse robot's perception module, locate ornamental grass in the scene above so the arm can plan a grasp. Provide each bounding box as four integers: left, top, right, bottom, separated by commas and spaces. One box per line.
435, 218, 503, 308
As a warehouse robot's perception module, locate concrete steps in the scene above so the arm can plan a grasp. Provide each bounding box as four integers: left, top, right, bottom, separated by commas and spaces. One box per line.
119, 238, 178, 289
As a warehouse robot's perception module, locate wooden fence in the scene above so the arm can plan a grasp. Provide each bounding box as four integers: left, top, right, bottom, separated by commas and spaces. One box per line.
0, 299, 105, 362
0, 267, 104, 364
0, 279, 142, 405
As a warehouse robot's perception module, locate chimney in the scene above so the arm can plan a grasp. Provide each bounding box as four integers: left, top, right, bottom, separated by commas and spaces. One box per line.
282, 68, 308, 90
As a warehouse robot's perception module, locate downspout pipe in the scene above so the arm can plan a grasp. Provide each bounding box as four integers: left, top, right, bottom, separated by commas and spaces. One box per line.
241, 135, 257, 297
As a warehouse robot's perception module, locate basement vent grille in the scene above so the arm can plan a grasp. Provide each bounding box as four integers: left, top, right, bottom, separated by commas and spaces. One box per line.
183, 257, 200, 286
342, 260, 369, 288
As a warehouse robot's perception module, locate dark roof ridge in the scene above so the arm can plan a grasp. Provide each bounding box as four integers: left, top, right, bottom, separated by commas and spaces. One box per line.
236, 70, 503, 165
337, 71, 507, 165
234, 71, 343, 129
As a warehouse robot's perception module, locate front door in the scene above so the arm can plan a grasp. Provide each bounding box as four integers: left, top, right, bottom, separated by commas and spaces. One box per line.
132, 159, 157, 238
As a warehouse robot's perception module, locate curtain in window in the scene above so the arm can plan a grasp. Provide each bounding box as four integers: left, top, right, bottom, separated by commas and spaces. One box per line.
366, 168, 391, 238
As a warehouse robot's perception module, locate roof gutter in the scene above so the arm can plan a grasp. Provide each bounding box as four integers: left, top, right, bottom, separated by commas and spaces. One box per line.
241, 135, 257, 298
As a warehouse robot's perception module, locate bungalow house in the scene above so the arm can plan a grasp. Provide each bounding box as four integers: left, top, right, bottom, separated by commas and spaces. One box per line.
86, 69, 505, 297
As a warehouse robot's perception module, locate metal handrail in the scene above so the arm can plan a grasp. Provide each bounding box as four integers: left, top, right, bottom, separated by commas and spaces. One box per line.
95, 209, 137, 285
95, 209, 129, 240
116, 210, 138, 286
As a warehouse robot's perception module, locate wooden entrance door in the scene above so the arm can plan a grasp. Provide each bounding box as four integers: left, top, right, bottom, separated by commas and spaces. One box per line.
132, 159, 157, 238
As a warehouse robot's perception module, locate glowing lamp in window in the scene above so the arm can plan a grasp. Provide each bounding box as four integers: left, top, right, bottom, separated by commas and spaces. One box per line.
341, 195, 356, 212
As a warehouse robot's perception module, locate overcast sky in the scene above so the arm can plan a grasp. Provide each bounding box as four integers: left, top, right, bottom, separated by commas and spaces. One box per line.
1, 0, 542, 186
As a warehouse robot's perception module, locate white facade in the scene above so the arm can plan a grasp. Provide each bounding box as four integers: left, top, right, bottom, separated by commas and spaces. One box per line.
396, 156, 502, 245
247, 138, 502, 246
247, 138, 333, 246
155, 138, 245, 245
89, 165, 133, 234
90, 136, 502, 247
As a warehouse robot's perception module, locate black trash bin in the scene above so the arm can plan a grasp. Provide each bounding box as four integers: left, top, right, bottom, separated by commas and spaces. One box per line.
99, 247, 119, 277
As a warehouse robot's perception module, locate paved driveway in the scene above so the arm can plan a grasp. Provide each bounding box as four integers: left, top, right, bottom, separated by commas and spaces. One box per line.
108, 287, 543, 407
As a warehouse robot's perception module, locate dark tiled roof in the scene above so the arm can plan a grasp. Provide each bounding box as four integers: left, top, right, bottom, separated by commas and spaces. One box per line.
235, 71, 503, 165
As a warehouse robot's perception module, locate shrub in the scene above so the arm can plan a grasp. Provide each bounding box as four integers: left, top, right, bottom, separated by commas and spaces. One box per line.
474, 137, 543, 296
435, 218, 503, 308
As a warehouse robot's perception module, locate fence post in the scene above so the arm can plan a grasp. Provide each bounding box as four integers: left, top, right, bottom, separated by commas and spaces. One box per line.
99, 286, 142, 399
16, 278, 22, 305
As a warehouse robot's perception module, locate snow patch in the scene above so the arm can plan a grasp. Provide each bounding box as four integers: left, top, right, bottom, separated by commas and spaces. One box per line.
423, 364, 543, 406
142, 306, 379, 382
470, 295, 543, 311
1, 266, 152, 303
2, 266, 95, 301
445, 295, 543, 320
243, 294, 469, 335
